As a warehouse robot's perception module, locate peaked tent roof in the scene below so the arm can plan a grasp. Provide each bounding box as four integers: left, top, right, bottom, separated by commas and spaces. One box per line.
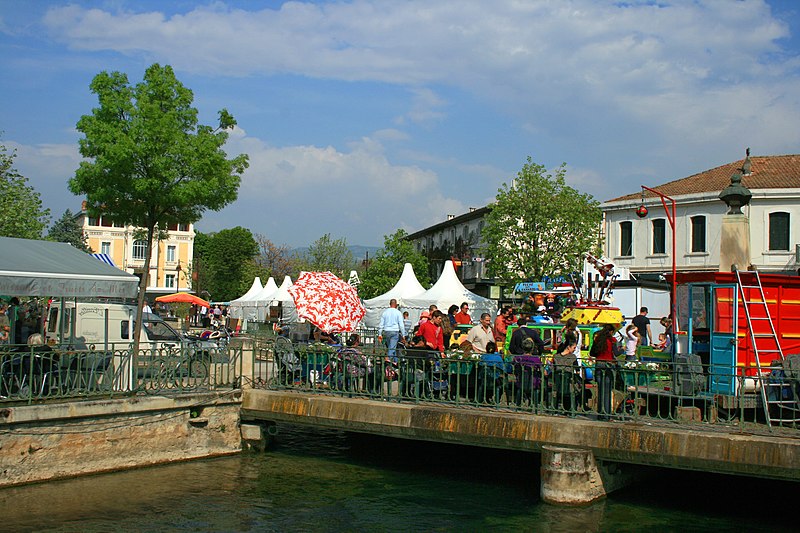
246, 277, 279, 306
0, 236, 139, 298
268, 276, 297, 322
365, 263, 426, 305
363, 263, 427, 327
404, 260, 496, 324
269, 276, 295, 303
242, 276, 280, 322
230, 277, 263, 303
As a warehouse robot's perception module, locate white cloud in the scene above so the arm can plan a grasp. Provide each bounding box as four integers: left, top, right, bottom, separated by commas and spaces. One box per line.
17, 0, 800, 240
397, 87, 447, 125
7, 141, 83, 215
39, 2, 799, 147
216, 130, 464, 244
9, 129, 465, 245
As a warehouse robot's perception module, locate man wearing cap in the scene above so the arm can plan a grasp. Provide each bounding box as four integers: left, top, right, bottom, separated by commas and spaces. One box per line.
379, 298, 406, 360
416, 309, 431, 330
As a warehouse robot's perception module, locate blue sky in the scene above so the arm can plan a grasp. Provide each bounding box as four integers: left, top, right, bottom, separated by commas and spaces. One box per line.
2, 0, 799, 247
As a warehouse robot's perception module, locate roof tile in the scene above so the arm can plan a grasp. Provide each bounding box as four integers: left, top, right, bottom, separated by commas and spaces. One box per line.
608, 154, 800, 202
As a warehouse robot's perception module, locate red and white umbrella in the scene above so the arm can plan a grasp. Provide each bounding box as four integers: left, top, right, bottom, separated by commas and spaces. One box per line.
288, 271, 366, 333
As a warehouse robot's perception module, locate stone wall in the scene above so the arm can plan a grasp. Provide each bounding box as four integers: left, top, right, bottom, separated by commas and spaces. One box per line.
0, 392, 242, 488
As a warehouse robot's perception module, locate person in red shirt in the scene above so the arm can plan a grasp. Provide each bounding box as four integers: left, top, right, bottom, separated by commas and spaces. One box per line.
493, 306, 514, 346
591, 324, 618, 418
454, 302, 472, 325
419, 310, 445, 353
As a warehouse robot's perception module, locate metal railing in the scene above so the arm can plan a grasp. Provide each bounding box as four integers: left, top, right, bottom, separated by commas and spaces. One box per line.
0, 342, 243, 404
251, 339, 800, 435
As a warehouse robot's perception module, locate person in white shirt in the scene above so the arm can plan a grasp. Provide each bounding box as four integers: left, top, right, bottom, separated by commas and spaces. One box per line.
464, 313, 495, 353
624, 324, 640, 361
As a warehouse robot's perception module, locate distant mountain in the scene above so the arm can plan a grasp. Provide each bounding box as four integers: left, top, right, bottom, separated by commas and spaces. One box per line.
348, 245, 382, 260
291, 245, 381, 261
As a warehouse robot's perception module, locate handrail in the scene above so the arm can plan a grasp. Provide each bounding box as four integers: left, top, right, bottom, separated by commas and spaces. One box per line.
251, 339, 800, 436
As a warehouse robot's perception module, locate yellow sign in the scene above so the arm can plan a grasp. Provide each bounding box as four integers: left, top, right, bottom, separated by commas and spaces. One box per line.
560, 306, 623, 327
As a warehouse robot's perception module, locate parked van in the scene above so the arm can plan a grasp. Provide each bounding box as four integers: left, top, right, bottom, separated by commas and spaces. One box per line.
45, 300, 191, 353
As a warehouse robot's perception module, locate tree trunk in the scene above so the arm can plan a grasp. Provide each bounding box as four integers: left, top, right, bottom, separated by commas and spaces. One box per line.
131, 225, 156, 388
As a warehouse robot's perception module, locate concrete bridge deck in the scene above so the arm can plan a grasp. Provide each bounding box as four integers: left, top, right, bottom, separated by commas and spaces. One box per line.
241, 389, 800, 482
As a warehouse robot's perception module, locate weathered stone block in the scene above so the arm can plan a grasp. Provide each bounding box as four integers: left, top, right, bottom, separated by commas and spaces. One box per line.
674, 406, 703, 422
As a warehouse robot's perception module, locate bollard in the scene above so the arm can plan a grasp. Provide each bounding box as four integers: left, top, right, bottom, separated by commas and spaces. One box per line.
540, 445, 636, 505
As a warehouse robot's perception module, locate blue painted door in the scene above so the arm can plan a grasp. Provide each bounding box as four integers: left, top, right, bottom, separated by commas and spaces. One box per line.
709, 285, 737, 395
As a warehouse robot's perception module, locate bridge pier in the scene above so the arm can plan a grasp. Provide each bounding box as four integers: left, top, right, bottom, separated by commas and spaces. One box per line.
540, 445, 636, 505
240, 421, 277, 452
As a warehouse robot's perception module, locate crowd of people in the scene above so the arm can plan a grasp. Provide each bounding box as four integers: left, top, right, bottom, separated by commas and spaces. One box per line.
0, 297, 44, 346
189, 303, 228, 329
375, 299, 576, 358
354, 298, 675, 414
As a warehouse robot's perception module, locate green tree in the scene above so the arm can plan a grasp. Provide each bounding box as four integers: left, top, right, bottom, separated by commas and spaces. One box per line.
70, 63, 248, 352
192, 231, 212, 300
483, 157, 602, 284
203, 227, 259, 302
359, 229, 430, 299
0, 141, 50, 239
303, 233, 354, 278
47, 209, 92, 252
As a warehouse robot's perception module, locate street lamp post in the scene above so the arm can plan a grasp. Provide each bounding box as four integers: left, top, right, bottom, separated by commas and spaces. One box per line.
637, 185, 677, 331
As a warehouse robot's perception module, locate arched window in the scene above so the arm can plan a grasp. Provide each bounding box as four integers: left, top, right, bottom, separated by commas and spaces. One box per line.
132, 240, 147, 260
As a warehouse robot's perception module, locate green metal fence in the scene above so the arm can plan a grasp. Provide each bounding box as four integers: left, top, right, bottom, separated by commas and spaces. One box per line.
0, 342, 243, 404
252, 338, 800, 435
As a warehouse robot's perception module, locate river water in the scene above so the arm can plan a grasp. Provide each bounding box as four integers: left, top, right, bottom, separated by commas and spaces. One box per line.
1, 425, 795, 532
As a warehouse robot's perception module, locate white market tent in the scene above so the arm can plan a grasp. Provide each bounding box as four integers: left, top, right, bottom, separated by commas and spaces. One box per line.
228, 277, 263, 319
264, 275, 297, 323
362, 263, 426, 327
404, 260, 496, 324
244, 276, 280, 321
0, 236, 139, 299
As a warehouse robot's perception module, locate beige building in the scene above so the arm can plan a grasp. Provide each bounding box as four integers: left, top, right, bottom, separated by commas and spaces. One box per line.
78, 202, 195, 296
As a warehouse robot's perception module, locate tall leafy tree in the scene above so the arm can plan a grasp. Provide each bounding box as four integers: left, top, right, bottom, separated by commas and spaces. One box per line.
192, 231, 213, 300
483, 157, 602, 284
303, 233, 355, 278
47, 209, 92, 252
70, 63, 248, 353
359, 229, 430, 299
203, 227, 259, 302
253, 233, 297, 281
0, 140, 50, 239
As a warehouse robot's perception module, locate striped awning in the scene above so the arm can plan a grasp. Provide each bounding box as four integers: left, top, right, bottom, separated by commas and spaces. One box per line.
91, 253, 117, 267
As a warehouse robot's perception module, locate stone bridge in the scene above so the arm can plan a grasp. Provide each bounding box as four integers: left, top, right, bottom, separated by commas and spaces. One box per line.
241, 389, 800, 503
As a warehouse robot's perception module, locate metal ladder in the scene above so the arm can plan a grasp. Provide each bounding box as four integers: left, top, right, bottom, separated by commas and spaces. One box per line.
735, 270, 799, 427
